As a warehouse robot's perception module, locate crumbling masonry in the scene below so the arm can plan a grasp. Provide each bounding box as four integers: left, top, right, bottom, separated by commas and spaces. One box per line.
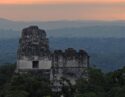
17, 26, 89, 92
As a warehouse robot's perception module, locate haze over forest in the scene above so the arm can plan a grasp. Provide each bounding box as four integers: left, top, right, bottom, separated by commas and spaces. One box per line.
0, 18, 125, 72
0, 18, 125, 39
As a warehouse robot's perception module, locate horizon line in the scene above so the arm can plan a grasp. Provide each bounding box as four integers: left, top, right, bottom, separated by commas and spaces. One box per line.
1, 18, 125, 22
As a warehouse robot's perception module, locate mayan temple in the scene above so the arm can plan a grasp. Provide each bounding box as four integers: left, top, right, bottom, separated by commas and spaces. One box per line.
51, 48, 89, 92
16, 26, 51, 75
17, 26, 89, 92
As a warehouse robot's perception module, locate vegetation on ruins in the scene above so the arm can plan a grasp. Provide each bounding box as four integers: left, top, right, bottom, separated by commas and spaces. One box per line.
0, 64, 125, 97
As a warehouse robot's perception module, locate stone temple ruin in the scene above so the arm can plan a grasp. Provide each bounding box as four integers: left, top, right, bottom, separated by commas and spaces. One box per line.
51, 49, 89, 92
17, 26, 89, 92
17, 26, 51, 77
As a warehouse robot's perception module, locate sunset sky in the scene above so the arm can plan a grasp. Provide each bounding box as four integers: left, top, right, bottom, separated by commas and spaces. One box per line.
0, 0, 125, 4
0, 0, 125, 21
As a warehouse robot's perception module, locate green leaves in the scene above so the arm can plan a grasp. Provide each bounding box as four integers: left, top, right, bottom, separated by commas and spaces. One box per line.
1, 64, 125, 97
75, 67, 125, 97
4, 90, 29, 97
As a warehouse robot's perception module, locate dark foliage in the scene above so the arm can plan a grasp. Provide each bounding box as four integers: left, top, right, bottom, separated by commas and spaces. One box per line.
0, 64, 125, 97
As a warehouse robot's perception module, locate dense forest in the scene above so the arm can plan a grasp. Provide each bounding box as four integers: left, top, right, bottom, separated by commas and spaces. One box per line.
0, 64, 125, 97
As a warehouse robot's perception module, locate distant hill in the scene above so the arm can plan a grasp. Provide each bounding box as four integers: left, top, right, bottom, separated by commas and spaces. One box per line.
0, 26, 125, 39
1, 18, 125, 30
47, 26, 125, 38
0, 18, 125, 39
1, 18, 113, 30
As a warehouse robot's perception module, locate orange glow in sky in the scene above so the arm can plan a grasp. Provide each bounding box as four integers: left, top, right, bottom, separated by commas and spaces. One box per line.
0, 0, 125, 4
0, 0, 125, 21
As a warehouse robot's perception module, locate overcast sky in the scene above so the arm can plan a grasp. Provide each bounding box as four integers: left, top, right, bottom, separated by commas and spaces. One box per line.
0, 0, 125, 21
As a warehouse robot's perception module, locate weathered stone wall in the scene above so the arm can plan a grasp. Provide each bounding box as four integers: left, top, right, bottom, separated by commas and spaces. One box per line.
17, 26, 50, 59
17, 26, 89, 92
17, 58, 51, 70
17, 26, 51, 72
51, 48, 89, 92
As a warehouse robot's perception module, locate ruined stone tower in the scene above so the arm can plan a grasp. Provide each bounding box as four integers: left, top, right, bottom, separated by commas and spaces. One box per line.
51, 48, 89, 92
17, 26, 51, 73
17, 26, 90, 92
